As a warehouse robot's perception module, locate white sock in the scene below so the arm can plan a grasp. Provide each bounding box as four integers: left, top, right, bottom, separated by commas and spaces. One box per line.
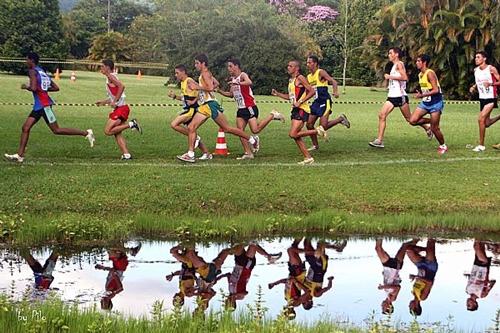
248, 136, 255, 145
123, 153, 131, 158
187, 151, 195, 158
128, 121, 134, 128
440, 144, 447, 148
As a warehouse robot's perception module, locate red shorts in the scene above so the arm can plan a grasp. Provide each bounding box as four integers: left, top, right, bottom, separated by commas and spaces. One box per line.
109, 105, 130, 121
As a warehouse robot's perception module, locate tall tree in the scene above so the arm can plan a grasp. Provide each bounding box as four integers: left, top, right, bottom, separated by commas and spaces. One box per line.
0, 0, 68, 73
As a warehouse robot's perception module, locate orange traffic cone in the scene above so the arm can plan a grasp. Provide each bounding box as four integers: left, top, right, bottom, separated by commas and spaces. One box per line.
213, 128, 229, 156
137, 70, 142, 80
54, 68, 60, 80
70, 71, 76, 82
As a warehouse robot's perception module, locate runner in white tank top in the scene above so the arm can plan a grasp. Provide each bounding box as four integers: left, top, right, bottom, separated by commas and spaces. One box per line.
470, 51, 500, 152
465, 241, 496, 311
369, 47, 432, 148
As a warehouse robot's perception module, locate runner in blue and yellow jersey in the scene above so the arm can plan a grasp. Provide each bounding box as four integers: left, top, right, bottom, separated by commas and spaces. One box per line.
4, 52, 95, 163
305, 55, 350, 151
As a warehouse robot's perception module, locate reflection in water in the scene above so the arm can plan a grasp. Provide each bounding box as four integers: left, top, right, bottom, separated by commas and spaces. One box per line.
1, 237, 498, 332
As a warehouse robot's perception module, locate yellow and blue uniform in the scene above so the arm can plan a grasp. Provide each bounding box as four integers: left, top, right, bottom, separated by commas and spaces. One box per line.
198, 74, 224, 120
418, 69, 444, 113
179, 77, 199, 125
307, 69, 332, 117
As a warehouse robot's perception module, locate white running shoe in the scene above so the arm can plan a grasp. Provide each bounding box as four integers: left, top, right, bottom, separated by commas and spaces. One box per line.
298, 157, 314, 165
198, 153, 213, 160
425, 126, 434, 140
236, 153, 254, 160
121, 154, 132, 160
194, 136, 201, 149
492, 143, 500, 150
472, 145, 485, 152
307, 145, 319, 152
4, 153, 24, 163
437, 145, 448, 155
271, 110, 285, 123
369, 139, 384, 148
86, 129, 95, 147
252, 135, 260, 153
129, 119, 142, 134
316, 126, 328, 140
267, 252, 282, 264
176, 152, 195, 163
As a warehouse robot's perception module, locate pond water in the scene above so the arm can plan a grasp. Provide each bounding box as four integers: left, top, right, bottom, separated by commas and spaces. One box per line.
0, 237, 498, 332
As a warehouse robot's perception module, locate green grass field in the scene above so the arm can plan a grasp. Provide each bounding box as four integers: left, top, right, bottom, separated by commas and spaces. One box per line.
0, 71, 499, 244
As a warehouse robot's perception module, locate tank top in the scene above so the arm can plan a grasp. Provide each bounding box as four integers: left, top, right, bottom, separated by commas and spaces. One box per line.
106, 73, 126, 107
198, 73, 215, 104
230, 73, 256, 108
307, 69, 330, 100
32, 66, 54, 110
475, 65, 498, 99
288, 77, 310, 112
418, 69, 443, 105
180, 77, 199, 110
387, 63, 407, 98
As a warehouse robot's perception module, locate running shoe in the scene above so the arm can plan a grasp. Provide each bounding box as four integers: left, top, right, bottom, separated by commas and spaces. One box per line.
236, 153, 254, 160
437, 145, 448, 155
129, 119, 142, 134
307, 145, 319, 151
369, 139, 384, 148
316, 125, 328, 140
4, 153, 24, 163
271, 110, 285, 123
86, 129, 95, 147
425, 126, 434, 140
298, 157, 314, 165
472, 145, 485, 152
194, 136, 201, 149
334, 240, 347, 252
492, 143, 500, 150
121, 154, 132, 160
176, 153, 195, 163
252, 135, 260, 153
267, 252, 282, 264
198, 153, 213, 160
340, 114, 350, 128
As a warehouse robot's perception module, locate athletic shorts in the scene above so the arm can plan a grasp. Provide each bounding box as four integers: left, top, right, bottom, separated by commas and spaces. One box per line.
199, 100, 223, 120
287, 262, 306, 277
382, 257, 404, 270
310, 99, 332, 117
479, 98, 498, 111
198, 262, 220, 283
418, 100, 444, 114
234, 253, 257, 270
473, 255, 491, 267
180, 107, 197, 125
305, 255, 327, 283
387, 96, 409, 108
416, 259, 438, 281
236, 106, 259, 120
109, 105, 130, 121
29, 259, 56, 275
29, 106, 57, 124
291, 107, 309, 122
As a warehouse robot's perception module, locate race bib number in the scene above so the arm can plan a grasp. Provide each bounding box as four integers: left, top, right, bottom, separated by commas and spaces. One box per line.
39, 71, 51, 91
422, 89, 431, 102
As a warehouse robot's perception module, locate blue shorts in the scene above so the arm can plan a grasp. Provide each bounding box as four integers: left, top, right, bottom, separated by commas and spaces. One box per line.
418, 100, 444, 113
310, 99, 332, 117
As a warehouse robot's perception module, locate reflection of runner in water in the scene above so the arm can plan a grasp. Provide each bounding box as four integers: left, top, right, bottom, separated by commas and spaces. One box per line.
95, 249, 129, 310
220, 243, 282, 310
268, 239, 310, 319
21, 249, 58, 293
465, 241, 496, 311
166, 245, 197, 306
407, 239, 438, 316
376, 239, 416, 314
298, 239, 346, 309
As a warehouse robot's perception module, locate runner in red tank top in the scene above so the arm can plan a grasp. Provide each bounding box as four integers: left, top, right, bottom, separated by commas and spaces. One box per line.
95, 59, 142, 160
217, 59, 285, 160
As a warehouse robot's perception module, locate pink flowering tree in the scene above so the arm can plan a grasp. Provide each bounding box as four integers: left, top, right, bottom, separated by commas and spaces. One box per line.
269, 0, 338, 22
303, 5, 339, 21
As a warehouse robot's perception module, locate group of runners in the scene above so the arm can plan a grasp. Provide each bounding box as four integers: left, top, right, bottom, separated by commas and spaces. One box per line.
3, 49, 500, 164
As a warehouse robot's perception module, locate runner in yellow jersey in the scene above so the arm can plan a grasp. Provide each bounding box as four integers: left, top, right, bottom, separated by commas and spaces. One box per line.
168, 64, 212, 160
305, 55, 350, 151
271, 60, 325, 165
407, 239, 438, 316
176, 54, 258, 163
410, 54, 448, 155
166, 245, 198, 306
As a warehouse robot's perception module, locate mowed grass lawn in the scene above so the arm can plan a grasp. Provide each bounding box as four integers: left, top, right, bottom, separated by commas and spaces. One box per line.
0, 71, 499, 236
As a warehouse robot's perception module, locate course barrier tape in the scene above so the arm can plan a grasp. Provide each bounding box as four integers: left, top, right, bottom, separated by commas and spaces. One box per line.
0, 58, 168, 70
0, 100, 481, 107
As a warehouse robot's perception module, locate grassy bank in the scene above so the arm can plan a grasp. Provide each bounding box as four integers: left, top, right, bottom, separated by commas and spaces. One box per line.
1, 295, 496, 333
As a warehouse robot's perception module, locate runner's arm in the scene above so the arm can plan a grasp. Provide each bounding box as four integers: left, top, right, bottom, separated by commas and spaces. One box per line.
165, 270, 181, 281
48, 79, 59, 92
271, 89, 289, 100
294, 75, 315, 106
385, 62, 408, 81
168, 90, 183, 101
317, 276, 334, 296
238, 73, 252, 86
319, 70, 339, 97
416, 71, 440, 98
268, 278, 287, 288
217, 88, 233, 98
22, 70, 38, 92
